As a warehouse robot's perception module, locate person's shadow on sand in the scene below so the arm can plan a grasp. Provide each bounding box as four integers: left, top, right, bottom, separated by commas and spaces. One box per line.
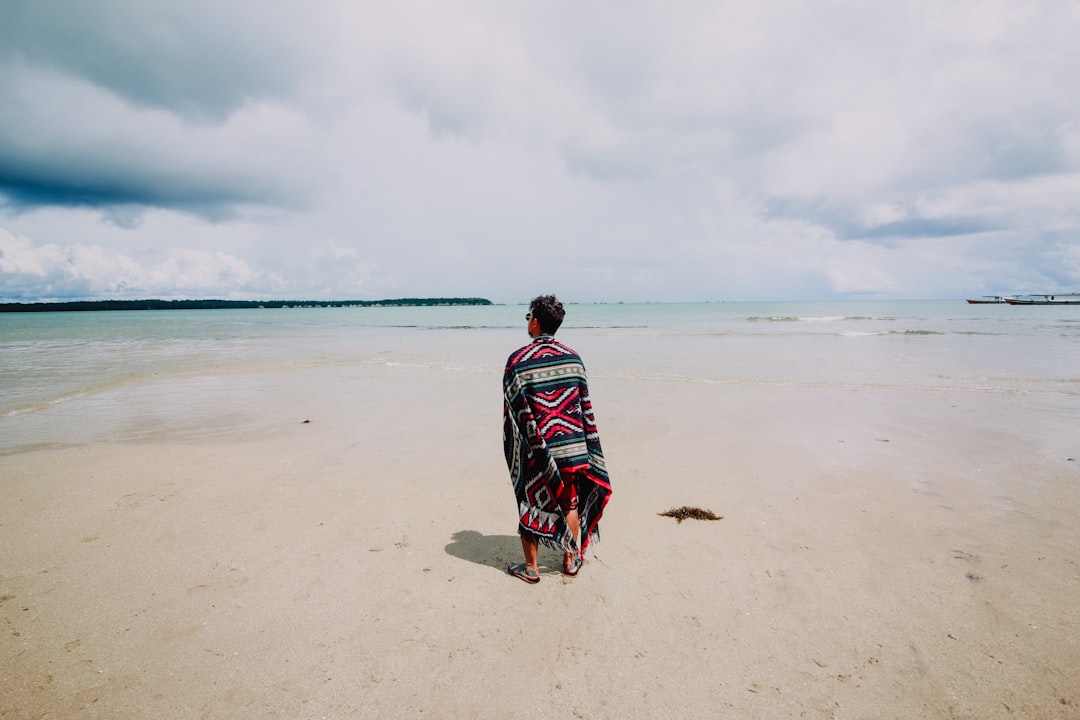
444, 530, 524, 572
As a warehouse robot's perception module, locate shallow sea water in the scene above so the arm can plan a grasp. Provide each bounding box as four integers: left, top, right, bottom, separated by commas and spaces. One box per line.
1, 300, 1077, 455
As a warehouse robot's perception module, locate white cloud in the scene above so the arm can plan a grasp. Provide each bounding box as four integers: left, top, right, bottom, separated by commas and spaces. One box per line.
0, 225, 286, 301
913, 174, 1080, 231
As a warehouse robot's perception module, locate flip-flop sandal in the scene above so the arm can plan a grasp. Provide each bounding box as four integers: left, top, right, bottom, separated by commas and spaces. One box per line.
563, 554, 582, 577
508, 562, 540, 584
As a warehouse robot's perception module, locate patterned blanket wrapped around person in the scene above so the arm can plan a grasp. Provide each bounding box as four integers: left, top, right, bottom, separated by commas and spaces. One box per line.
503, 335, 612, 557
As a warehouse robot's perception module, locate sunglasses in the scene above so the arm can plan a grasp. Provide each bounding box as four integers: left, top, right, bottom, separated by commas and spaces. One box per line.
525, 312, 533, 320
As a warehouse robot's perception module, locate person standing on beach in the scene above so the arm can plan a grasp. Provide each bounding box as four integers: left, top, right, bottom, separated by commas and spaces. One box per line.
503, 295, 612, 584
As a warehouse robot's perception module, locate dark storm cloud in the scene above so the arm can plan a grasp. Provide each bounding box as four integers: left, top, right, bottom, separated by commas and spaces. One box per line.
0, 0, 313, 119
0, 0, 319, 218
0, 84, 306, 219
857, 217, 993, 241
763, 197, 996, 244
0, 158, 278, 222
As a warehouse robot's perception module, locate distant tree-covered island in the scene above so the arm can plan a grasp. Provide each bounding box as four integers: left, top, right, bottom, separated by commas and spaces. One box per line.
0, 298, 493, 312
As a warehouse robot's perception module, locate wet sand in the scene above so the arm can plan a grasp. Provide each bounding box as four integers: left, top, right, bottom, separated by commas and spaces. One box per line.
2, 363, 1079, 718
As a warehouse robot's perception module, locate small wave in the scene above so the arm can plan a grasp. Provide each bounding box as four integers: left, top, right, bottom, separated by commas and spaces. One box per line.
746, 315, 875, 323
577, 324, 649, 329
428, 324, 521, 329
3, 389, 96, 418
892, 329, 945, 336
746, 315, 800, 322
0, 442, 76, 458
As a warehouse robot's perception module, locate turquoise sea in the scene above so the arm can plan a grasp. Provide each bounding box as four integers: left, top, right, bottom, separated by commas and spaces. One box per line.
2, 300, 1078, 454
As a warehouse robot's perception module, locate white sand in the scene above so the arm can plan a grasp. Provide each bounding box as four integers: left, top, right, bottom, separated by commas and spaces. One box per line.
2, 364, 1079, 718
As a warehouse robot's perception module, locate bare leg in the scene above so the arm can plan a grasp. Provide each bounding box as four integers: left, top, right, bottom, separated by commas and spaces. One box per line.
564, 508, 581, 571
566, 508, 580, 551
520, 534, 539, 572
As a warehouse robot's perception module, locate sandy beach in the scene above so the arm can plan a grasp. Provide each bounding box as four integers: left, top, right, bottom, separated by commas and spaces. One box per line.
2, 360, 1079, 719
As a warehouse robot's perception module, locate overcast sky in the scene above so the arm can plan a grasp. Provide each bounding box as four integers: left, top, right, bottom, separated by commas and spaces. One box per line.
1, 1, 1078, 303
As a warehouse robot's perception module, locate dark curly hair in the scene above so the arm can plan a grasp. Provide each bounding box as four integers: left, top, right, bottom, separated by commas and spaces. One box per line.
529, 294, 565, 335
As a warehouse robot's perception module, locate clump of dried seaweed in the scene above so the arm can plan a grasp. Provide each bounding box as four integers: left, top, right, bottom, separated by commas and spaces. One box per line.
658, 506, 724, 523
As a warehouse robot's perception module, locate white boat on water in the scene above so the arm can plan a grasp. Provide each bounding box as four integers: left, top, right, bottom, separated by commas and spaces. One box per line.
1005, 293, 1080, 306
965, 295, 1012, 304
